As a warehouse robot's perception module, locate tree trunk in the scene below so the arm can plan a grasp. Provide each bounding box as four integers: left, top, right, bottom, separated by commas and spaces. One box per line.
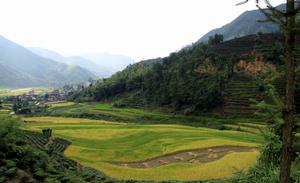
280, 0, 296, 182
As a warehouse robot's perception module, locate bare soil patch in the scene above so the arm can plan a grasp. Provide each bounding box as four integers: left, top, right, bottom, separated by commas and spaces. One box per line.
111, 145, 258, 168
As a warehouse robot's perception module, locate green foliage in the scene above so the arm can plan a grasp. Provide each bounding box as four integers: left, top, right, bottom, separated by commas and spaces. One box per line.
230, 84, 300, 182
41, 102, 266, 129
255, 87, 283, 160
142, 46, 226, 112
112, 101, 127, 108
12, 98, 47, 114
208, 34, 224, 45
0, 114, 115, 182
228, 85, 282, 182
70, 33, 287, 114
69, 64, 150, 103
229, 161, 279, 183
24, 115, 261, 181
13, 98, 31, 114
73, 43, 234, 113
262, 42, 285, 65
253, 84, 284, 135
292, 155, 300, 183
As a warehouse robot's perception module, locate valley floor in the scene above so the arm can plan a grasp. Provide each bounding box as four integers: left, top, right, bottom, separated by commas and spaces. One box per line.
20, 102, 265, 181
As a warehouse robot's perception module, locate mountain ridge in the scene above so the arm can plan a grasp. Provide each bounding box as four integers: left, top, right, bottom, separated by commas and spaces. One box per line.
197, 4, 284, 43
29, 47, 112, 78
0, 36, 96, 88
29, 47, 135, 78
81, 52, 135, 73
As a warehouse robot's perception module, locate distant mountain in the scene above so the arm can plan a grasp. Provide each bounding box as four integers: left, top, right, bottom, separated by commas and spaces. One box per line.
81, 52, 135, 73
29, 47, 111, 78
65, 56, 112, 78
28, 47, 66, 63
197, 4, 284, 43
29, 47, 135, 78
0, 36, 96, 88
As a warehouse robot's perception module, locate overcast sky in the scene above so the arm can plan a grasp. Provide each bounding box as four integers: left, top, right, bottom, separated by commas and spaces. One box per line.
0, 0, 284, 61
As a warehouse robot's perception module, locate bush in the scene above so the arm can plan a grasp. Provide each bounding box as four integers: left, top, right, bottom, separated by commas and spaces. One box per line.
229, 162, 279, 183
0, 114, 116, 183
112, 101, 126, 108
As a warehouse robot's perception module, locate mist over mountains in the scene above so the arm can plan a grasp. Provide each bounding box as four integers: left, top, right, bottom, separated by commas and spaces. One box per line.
0, 35, 135, 88
80, 52, 135, 74
29, 47, 135, 78
0, 36, 97, 88
0, 4, 285, 89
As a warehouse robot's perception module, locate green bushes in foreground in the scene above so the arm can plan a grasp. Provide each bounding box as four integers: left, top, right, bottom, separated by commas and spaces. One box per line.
0, 114, 115, 183
228, 86, 300, 183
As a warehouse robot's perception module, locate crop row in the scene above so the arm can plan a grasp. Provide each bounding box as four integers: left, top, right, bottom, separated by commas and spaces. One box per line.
22, 130, 71, 154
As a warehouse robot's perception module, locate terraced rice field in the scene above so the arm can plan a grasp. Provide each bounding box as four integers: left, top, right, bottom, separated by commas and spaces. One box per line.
0, 109, 10, 114
223, 74, 262, 115
23, 116, 263, 181
22, 130, 71, 153
45, 102, 265, 128
224, 122, 265, 134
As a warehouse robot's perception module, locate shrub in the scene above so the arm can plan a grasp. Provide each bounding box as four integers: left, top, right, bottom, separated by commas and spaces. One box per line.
112, 101, 127, 108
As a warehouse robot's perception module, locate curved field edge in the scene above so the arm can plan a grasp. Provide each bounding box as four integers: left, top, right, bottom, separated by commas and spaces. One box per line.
22, 116, 262, 181
111, 146, 258, 168
74, 151, 259, 181
64, 139, 259, 162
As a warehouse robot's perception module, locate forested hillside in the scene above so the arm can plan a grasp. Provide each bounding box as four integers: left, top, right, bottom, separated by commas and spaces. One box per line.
71, 33, 292, 114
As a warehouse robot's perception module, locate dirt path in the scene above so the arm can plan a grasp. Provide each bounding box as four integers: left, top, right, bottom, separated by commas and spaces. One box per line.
111, 145, 258, 168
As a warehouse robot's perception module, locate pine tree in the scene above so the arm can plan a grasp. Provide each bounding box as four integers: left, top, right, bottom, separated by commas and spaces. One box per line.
238, 1, 299, 182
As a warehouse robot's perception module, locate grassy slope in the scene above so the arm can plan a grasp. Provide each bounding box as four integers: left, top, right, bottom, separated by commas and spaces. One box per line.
23, 116, 263, 181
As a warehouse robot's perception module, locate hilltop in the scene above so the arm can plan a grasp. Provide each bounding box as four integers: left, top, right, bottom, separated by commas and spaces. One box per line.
197, 4, 284, 43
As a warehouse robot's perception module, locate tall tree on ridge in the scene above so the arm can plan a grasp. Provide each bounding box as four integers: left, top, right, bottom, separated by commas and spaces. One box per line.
238, 0, 299, 182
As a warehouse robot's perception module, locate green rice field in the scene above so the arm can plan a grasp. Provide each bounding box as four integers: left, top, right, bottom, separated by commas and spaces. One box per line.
23, 114, 263, 181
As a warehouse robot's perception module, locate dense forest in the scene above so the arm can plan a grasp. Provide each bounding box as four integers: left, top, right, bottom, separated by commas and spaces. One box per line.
70, 33, 297, 114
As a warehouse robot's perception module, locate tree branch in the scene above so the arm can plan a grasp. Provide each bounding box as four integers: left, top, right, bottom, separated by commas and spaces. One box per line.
236, 0, 249, 6
236, 0, 260, 6
257, 4, 286, 27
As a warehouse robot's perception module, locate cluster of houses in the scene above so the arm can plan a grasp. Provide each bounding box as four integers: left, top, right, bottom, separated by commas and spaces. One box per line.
1, 81, 96, 114
17, 89, 67, 105
2, 89, 69, 114
0, 78, 100, 114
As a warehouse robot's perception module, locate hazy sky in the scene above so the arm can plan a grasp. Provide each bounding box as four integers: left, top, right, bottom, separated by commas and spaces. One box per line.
0, 0, 284, 61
